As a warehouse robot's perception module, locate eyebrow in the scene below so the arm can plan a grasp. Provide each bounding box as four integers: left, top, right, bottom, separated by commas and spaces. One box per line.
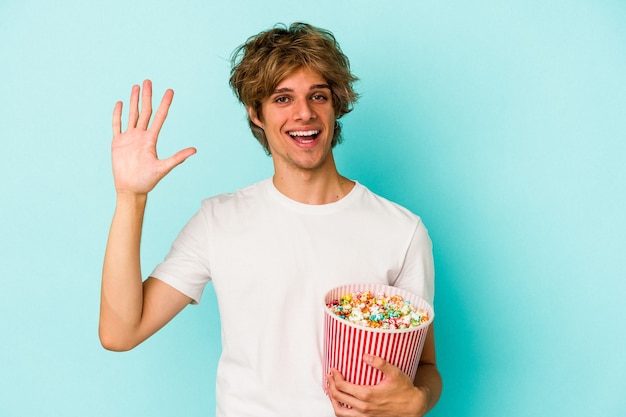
271, 84, 331, 94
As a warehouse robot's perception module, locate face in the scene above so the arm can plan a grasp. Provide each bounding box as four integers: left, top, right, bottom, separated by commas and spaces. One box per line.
249, 67, 336, 175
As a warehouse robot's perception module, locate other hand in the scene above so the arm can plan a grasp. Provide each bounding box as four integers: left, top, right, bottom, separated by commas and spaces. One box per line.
327, 354, 430, 417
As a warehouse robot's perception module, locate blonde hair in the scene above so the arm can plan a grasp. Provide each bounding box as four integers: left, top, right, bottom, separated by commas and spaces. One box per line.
230, 22, 359, 154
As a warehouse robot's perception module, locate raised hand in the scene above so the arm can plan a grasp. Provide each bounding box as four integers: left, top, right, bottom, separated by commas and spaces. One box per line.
111, 79, 196, 195
327, 354, 430, 417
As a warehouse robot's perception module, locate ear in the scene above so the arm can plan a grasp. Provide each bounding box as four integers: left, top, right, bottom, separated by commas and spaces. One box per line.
247, 106, 263, 129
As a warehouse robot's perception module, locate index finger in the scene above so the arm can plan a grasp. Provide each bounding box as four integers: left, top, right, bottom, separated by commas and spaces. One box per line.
148, 88, 174, 136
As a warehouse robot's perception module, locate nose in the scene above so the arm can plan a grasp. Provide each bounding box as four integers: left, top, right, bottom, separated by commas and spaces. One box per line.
293, 99, 316, 121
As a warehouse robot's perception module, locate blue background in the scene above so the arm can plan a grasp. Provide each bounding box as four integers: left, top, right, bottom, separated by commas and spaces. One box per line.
1, 1, 625, 416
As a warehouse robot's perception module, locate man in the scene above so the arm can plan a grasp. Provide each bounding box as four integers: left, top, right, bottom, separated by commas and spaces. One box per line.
100, 22, 442, 416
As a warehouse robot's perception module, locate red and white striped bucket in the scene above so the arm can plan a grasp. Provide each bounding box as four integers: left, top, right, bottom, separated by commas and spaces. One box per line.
323, 283, 434, 393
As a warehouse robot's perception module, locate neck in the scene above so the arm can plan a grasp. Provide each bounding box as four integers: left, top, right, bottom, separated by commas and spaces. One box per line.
272, 155, 355, 205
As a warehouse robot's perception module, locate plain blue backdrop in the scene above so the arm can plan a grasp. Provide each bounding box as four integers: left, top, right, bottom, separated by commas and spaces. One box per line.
1, 0, 625, 416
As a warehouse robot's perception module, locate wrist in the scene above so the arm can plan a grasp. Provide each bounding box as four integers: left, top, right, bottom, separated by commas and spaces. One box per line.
115, 190, 148, 204
114, 191, 148, 218
413, 385, 432, 417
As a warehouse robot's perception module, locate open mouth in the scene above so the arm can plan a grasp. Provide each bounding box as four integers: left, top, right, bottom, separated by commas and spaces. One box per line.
288, 130, 320, 144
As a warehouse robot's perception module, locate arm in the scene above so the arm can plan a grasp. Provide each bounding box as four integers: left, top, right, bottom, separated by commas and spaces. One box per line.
99, 80, 196, 351
411, 325, 443, 414
327, 325, 442, 416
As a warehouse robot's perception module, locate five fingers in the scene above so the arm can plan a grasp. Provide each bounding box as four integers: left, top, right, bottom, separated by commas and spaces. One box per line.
110, 80, 195, 191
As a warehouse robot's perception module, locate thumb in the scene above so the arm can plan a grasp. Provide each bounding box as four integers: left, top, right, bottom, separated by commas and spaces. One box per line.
363, 354, 397, 376
160, 146, 197, 174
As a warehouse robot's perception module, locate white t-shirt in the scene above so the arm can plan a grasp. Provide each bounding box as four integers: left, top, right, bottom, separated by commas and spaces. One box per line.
151, 178, 434, 417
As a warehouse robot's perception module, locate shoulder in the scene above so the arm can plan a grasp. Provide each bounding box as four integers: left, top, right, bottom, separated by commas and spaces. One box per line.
199, 178, 270, 211
190, 179, 276, 232
354, 183, 424, 228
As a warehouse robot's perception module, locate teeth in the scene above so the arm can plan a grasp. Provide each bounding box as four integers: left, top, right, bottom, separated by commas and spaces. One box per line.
289, 130, 319, 137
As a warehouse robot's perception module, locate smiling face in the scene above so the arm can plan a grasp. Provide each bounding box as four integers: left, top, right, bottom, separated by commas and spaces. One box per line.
248, 67, 337, 175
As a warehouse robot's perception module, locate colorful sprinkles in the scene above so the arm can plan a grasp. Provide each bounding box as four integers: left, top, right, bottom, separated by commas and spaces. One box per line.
326, 291, 430, 329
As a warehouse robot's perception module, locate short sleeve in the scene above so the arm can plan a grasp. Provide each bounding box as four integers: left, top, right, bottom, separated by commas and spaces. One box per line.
392, 219, 435, 306
150, 202, 212, 304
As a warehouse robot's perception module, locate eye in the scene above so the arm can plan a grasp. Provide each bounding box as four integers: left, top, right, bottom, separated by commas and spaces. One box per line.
274, 96, 291, 104
311, 93, 328, 102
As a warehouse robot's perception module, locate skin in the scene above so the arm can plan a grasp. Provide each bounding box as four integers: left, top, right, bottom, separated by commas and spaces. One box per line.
99, 73, 442, 415
100, 80, 193, 351
248, 67, 354, 204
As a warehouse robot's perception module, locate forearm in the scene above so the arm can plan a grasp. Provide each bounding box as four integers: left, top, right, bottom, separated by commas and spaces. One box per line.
99, 192, 148, 351
413, 362, 442, 415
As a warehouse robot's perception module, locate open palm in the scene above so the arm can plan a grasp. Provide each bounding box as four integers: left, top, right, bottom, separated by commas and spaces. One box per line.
111, 79, 196, 195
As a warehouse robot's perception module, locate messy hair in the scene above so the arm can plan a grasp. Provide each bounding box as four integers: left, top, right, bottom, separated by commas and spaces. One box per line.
229, 22, 359, 154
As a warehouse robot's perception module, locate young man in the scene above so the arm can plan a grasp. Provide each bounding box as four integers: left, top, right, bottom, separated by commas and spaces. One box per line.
100, 22, 442, 416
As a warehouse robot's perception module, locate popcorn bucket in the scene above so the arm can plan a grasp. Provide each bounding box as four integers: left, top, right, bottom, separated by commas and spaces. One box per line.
323, 283, 434, 393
